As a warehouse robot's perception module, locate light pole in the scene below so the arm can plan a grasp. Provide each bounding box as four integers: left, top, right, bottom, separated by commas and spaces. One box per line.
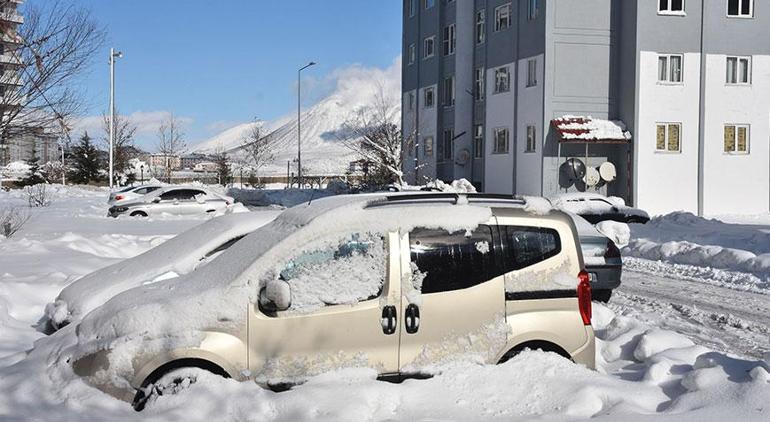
59, 140, 65, 185
140, 164, 144, 184
297, 61, 316, 188
109, 48, 123, 189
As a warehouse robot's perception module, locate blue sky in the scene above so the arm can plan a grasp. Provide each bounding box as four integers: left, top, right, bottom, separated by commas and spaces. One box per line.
47, 0, 402, 150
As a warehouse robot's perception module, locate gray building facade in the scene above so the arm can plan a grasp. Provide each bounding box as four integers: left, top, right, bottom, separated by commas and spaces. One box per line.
402, 0, 770, 216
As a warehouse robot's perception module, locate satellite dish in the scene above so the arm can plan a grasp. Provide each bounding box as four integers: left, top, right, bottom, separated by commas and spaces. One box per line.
584, 167, 600, 187
599, 162, 617, 182
455, 149, 471, 166
558, 158, 586, 189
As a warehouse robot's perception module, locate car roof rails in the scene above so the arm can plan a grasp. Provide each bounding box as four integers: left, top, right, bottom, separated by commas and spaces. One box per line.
366, 192, 528, 208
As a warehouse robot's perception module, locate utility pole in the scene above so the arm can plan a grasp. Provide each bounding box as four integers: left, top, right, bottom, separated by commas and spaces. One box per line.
297, 61, 316, 189
108, 48, 123, 189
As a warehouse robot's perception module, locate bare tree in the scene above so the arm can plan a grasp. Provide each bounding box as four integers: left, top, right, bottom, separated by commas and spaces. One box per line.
101, 110, 137, 182
240, 118, 279, 186
1, 206, 30, 238
155, 113, 186, 182
338, 85, 404, 186
0, 1, 106, 161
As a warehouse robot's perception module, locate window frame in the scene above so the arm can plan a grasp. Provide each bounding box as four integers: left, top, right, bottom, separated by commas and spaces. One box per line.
494, 66, 510, 94
442, 24, 456, 56
474, 67, 485, 100
408, 43, 416, 65
424, 0, 435, 10
473, 124, 484, 159
423, 36, 435, 59
655, 122, 682, 153
443, 75, 455, 107
493, 127, 510, 154
423, 136, 434, 157
526, 58, 538, 87
494, 3, 512, 32
658, 0, 686, 15
442, 128, 454, 161
528, 0, 540, 20
723, 124, 750, 154
423, 87, 435, 108
475, 9, 486, 44
657, 54, 684, 84
409, 0, 417, 17
525, 125, 537, 153
726, 0, 753, 18
726, 56, 751, 85
407, 91, 415, 111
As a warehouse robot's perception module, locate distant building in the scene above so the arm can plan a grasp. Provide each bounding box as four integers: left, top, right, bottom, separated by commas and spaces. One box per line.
148, 154, 181, 170
4, 130, 59, 164
180, 153, 211, 170
0, 0, 32, 167
401, 0, 770, 215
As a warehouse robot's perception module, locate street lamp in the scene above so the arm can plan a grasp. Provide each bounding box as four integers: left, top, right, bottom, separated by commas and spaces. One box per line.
297, 61, 316, 188
140, 164, 144, 184
109, 48, 123, 189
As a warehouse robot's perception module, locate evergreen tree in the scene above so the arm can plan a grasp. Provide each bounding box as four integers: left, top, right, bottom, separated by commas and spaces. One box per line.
69, 132, 102, 184
214, 150, 230, 187
20, 143, 46, 186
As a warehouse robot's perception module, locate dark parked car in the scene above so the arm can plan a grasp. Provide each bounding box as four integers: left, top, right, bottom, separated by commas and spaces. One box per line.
567, 212, 622, 303
552, 193, 649, 224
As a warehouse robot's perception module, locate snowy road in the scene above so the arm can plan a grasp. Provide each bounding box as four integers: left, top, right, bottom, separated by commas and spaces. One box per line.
614, 260, 770, 360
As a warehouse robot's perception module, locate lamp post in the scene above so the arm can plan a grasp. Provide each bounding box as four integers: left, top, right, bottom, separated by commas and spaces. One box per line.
140, 164, 144, 184
59, 140, 65, 185
109, 48, 123, 189
297, 61, 316, 188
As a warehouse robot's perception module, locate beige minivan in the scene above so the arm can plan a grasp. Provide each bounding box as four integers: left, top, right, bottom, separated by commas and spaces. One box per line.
72, 193, 595, 410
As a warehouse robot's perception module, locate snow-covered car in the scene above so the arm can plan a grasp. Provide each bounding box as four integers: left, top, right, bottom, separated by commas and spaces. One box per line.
107, 185, 162, 205
71, 193, 595, 409
107, 186, 236, 217
551, 193, 649, 224
44, 211, 281, 331
567, 212, 622, 303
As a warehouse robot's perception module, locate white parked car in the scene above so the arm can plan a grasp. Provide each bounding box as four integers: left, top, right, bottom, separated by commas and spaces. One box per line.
551, 193, 649, 224
71, 193, 595, 410
107, 185, 162, 205
108, 186, 236, 217
44, 211, 281, 331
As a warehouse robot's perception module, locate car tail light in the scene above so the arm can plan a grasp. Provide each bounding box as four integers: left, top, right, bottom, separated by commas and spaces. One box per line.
577, 270, 592, 325
604, 240, 621, 259
115, 195, 124, 201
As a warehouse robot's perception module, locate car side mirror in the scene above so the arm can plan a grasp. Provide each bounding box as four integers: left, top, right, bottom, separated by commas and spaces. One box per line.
152, 197, 162, 203
259, 280, 291, 313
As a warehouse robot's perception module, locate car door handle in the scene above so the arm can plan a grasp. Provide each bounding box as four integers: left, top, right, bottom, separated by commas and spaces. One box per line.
405, 304, 420, 334
381, 305, 397, 335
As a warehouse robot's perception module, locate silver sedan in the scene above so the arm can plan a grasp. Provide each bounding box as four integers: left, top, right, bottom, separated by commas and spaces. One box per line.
108, 186, 235, 217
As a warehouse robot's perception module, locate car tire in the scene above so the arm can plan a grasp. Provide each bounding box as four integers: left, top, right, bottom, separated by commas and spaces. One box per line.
132, 361, 229, 411
593, 289, 612, 303
130, 211, 148, 218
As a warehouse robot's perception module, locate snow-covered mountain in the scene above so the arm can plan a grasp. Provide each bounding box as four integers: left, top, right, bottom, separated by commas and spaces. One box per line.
192, 59, 401, 176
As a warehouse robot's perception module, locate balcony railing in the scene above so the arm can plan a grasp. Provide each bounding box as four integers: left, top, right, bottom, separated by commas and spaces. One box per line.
0, 10, 24, 24
0, 53, 21, 65
0, 72, 22, 86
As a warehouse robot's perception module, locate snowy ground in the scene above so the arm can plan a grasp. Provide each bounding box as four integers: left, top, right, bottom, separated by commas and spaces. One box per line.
0, 186, 768, 421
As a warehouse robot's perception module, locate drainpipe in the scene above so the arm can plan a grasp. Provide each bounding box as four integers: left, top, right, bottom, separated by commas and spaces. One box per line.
696, 0, 706, 216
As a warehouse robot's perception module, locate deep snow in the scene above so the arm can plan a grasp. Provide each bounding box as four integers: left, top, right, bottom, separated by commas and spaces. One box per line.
0, 186, 768, 421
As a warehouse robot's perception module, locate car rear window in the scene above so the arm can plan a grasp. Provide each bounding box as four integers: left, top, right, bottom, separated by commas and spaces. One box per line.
499, 226, 561, 273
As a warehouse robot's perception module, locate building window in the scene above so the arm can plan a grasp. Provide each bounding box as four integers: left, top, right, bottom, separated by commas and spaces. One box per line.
442, 129, 454, 160
474, 67, 485, 100
423, 36, 435, 59
443, 24, 456, 56
495, 3, 512, 32
408, 43, 415, 65
724, 124, 749, 154
423, 136, 434, 157
526, 126, 537, 152
658, 0, 685, 14
476, 9, 486, 44
408, 92, 415, 111
409, 0, 417, 17
425, 0, 435, 10
727, 0, 752, 17
655, 123, 681, 152
443, 76, 455, 107
528, 0, 540, 20
658, 54, 683, 83
493, 128, 509, 154
474, 125, 484, 158
494, 66, 510, 93
526, 59, 537, 87
726, 56, 751, 84
424, 87, 434, 108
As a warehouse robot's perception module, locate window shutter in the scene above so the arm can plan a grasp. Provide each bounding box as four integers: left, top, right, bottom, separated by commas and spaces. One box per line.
737, 127, 747, 152
668, 124, 680, 152
656, 125, 666, 150
724, 125, 735, 152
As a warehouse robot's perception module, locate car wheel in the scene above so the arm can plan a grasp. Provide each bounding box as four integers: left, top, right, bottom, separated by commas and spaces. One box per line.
497, 341, 572, 364
593, 289, 612, 303
132, 360, 230, 411
130, 211, 148, 218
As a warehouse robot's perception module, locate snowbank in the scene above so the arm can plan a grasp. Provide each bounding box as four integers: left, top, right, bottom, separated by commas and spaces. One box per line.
624, 212, 770, 282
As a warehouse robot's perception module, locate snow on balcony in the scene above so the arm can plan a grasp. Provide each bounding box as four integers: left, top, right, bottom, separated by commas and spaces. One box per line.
552, 116, 632, 143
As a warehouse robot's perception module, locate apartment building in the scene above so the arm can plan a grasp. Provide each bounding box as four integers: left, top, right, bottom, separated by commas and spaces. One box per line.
402, 0, 770, 215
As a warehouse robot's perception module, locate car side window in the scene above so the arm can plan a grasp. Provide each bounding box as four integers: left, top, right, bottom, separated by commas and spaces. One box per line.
409, 225, 497, 295
276, 232, 386, 312
159, 190, 181, 200
499, 226, 561, 273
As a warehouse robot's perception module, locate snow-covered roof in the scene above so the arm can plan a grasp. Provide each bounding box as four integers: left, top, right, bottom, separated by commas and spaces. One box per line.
552, 116, 632, 143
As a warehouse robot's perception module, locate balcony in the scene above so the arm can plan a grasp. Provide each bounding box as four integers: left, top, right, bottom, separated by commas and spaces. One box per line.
0, 53, 21, 65
0, 10, 23, 24
0, 72, 22, 86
